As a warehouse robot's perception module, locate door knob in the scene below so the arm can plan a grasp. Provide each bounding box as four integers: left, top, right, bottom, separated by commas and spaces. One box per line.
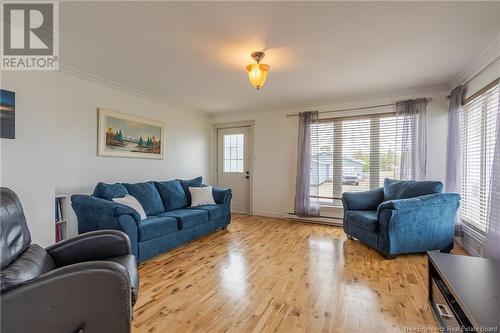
245, 176, 250, 179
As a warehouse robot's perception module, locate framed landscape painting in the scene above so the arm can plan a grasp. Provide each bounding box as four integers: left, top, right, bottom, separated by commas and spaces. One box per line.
98, 108, 164, 159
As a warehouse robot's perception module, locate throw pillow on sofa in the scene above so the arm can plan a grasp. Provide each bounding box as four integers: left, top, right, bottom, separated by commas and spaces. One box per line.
189, 186, 215, 207
155, 180, 187, 211
123, 181, 165, 215
113, 195, 147, 220
177, 176, 203, 206
93, 182, 128, 200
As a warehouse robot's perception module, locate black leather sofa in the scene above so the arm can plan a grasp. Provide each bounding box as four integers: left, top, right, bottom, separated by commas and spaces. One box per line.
0, 187, 139, 333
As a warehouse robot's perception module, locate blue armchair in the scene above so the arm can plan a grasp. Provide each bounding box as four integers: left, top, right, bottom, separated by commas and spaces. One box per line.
341, 179, 460, 259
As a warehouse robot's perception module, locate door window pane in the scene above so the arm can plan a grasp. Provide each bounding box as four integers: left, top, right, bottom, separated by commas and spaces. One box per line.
223, 134, 244, 173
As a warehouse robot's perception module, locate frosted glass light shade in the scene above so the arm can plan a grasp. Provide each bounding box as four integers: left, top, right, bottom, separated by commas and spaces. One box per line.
246, 63, 270, 90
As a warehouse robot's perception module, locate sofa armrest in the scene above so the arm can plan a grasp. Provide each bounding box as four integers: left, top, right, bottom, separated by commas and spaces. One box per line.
341, 187, 384, 211
212, 186, 232, 205
0, 261, 131, 333
377, 193, 460, 216
46, 230, 132, 267
71, 195, 141, 222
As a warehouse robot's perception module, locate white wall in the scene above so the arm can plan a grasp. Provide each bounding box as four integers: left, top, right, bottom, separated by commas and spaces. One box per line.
1, 71, 56, 246
211, 87, 450, 218
1, 71, 213, 244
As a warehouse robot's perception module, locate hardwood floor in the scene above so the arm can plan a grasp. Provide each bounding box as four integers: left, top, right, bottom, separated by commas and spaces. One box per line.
133, 214, 462, 333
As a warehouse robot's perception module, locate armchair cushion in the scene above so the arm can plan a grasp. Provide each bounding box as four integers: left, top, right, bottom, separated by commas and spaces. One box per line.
341, 187, 384, 211
383, 178, 443, 201
93, 182, 128, 200
344, 210, 378, 233
123, 181, 164, 216
155, 180, 187, 211
46, 230, 132, 267
0, 244, 55, 292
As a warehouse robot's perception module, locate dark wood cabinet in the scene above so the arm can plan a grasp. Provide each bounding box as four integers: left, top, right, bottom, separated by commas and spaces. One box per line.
428, 252, 500, 332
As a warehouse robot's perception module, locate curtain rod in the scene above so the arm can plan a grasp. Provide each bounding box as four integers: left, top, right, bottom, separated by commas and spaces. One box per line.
446, 55, 500, 100
285, 97, 432, 118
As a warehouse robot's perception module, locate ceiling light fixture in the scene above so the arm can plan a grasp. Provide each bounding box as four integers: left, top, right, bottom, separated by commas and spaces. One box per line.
246, 51, 270, 90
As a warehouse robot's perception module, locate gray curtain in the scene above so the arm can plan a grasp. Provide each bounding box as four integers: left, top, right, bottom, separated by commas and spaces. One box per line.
445, 86, 465, 236
294, 111, 320, 217
485, 89, 500, 260
396, 98, 427, 180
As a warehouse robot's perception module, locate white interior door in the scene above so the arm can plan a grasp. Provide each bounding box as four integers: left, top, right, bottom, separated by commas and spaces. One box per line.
217, 127, 251, 214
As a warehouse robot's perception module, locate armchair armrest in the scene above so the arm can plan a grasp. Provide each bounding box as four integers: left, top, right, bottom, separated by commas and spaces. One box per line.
377, 193, 460, 216
71, 195, 141, 222
212, 186, 232, 205
341, 187, 384, 211
46, 230, 132, 267
0, 261, 131, 333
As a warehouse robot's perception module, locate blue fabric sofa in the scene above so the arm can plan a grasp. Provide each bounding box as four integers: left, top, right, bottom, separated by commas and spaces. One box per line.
341, 179, 460, 259
71, 177, 232, 263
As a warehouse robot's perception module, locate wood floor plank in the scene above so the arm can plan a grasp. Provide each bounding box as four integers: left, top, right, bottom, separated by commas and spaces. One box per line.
133, 214, 463, 333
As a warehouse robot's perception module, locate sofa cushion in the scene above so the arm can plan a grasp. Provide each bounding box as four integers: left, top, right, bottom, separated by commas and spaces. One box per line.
187, 204, 226, 219
345, 210, 378, 233
383, 178, 443, 201
158, 209, 209, 229
177, 177, 203, 206
123, 182, 164, 216
93, 182, 128, 200
138, 216, 179, 241
155, 180, 187, 211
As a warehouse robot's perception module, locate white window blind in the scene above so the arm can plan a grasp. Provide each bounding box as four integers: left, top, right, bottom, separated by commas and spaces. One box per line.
310, 113, 409, 206
460, 82, 499, 233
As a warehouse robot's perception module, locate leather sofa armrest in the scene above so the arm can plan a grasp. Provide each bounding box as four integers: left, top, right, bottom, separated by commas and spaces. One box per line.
212, 186, 232, 205
342, 187, 384, 211
0, 261, 131, 333
46, 230, 132, 267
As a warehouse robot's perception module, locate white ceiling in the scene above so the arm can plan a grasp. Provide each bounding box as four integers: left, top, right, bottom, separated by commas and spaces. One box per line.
60, 2, 500, 113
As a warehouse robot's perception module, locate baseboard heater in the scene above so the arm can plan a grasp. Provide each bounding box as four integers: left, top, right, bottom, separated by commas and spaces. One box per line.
285, 212, 343, 226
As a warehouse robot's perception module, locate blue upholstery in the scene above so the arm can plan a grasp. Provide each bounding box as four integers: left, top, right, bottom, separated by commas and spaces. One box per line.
72, 177, 232, 262
383, 178, 443, 201
188, 204, 226, 219
155, 180, 187, 211
123, 181, 165, 216
342, 178, 460, 258
138, 216, 178, 241
344, 211, 378, 233
158, 209, 209, 229
177, 177, 203, 206
93, 182, 128, 200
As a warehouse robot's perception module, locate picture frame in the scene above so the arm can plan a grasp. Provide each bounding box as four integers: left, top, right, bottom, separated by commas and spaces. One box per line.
97, 108, 164, 159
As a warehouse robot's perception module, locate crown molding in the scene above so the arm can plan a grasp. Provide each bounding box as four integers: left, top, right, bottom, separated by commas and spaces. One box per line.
210, 84, 450, 118
58, 64, 209, 118
449, 32, 500, 88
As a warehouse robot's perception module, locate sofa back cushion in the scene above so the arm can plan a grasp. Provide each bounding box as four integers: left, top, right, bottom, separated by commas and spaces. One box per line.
123, 181, 164, 215
155, 180, 187, 211
93, 182, 128, 200
177, 177, 203, 206
383, 178, 443, 201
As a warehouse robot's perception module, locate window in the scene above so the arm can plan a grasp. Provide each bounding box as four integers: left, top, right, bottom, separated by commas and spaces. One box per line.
460, 81, 499, 233
310, 114, 410, 206
223, 134, 244, 173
